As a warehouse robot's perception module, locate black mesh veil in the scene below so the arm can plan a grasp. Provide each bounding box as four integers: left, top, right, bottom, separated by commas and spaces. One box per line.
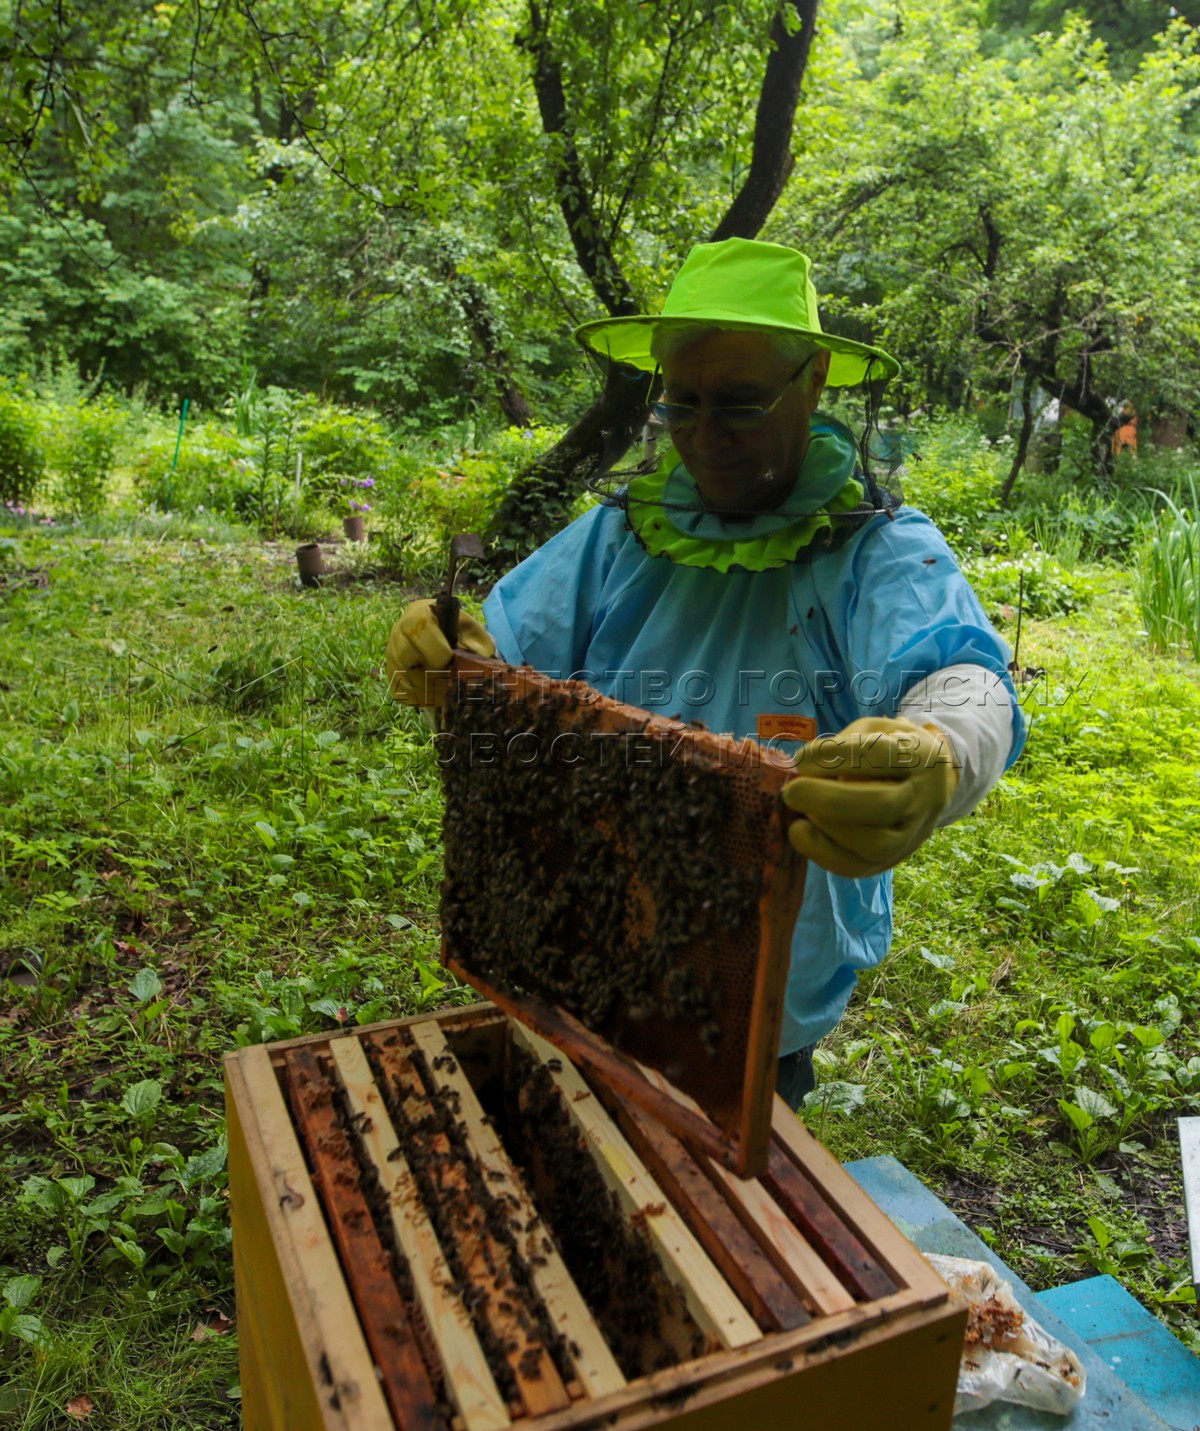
580, 350, 905, 524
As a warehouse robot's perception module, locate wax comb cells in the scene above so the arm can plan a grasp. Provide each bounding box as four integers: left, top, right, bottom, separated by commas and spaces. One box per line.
438, 654, 807, 1176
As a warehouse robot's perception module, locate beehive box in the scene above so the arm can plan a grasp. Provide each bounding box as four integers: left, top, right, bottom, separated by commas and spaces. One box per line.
226, 1004, 965, 1431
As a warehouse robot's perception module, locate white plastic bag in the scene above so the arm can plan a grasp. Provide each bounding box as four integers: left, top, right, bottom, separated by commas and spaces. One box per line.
926, 1253, 1087, 1417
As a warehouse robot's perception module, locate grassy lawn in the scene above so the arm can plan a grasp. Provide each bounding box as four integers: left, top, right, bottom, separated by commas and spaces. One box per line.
0, 524, 1197, 1426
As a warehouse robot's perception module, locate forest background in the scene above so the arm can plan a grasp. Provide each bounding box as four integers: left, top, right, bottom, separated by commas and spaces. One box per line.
2, 1, 1200, 1426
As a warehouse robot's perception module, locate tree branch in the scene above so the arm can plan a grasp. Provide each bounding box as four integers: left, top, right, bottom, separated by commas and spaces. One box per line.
524, 0, 638, 316
710, 0, 820, 241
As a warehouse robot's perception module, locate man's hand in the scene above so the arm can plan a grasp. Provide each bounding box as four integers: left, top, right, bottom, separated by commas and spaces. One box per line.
782, 716, 960, 878
385, 599, 495, 706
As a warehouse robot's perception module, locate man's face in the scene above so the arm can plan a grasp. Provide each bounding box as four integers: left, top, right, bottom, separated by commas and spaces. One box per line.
660, 330, 830, 514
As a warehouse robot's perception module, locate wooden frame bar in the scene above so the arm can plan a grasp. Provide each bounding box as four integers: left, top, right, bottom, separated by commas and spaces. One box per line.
281, 1047, 445, 1431
410, 1020, 627, 1399
760, 1144, 896, 1302
368, 1032, 572, 1418
325, 1035, 511, 1431
704, 1154, 855, 1317
770, 1110, 951, 1307
449, 970, 740, 1168
511, 1023, 761, 1351
228, 1044, 394, 1431
610, 1097, 811, 1333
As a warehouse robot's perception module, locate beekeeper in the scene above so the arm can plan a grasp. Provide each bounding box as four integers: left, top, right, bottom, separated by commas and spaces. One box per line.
387, 238, 1025, 1108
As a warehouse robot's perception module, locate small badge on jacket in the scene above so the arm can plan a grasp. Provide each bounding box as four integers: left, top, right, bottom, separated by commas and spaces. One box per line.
757, 714, 817, 743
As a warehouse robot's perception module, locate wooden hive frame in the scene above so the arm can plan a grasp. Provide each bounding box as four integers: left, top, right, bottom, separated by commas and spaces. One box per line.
227, 1005, 965, 1431
439, 654, 808, 1178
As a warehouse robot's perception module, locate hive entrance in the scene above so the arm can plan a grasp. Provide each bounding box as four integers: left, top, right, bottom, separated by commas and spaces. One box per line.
438, 655, 807, 1176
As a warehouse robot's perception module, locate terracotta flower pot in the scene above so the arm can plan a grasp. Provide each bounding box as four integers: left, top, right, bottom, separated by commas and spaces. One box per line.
295, 542, 324, 587
343, 515, 367, 543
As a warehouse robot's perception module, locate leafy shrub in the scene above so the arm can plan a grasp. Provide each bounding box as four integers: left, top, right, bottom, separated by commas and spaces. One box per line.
962, 548, 1092, 622
1113, 443, 1199, 502
299, 405, 392, 497
47, 399, 126, 517
132, 421, 253, 517
1028, 493, 1147, 564
376, 425, 560, 580
0, 379, 45, 505
899, 414, 1005, 556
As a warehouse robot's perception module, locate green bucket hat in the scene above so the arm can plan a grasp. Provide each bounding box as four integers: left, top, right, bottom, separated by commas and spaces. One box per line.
573, 238, 899, 387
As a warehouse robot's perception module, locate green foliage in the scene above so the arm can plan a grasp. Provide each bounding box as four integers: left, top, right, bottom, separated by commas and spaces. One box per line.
46, 398, 126, 518
209, 640, 289, 715
299, 406, 392, 495
1023, 491, 1147, 565
0, 528, 466, 1423
962, 546, 1093, 622
796, 7, 1200, 441
1135, 480, 1200, 659
0, 377, 45, 505
981, 0, 1200, 65
376, 426, 564, 582
132, 419, 253, 518
900, 413, 1006, 556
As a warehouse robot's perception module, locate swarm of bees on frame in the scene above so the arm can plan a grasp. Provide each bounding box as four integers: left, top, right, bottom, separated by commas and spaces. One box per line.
440, 676, 765, 1058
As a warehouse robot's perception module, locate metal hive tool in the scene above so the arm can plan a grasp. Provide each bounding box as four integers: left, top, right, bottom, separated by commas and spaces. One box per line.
438, 653, 807, 1178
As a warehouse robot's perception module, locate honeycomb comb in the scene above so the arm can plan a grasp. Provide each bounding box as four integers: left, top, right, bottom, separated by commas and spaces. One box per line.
438, 653, 807, 1177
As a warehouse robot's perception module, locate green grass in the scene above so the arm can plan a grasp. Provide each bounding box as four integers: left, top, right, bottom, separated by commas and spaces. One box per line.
814, 570, 1200, 1349
1136, 479, 1200, 661
0, 530, 472, 1425
0, 527, 1197, 1426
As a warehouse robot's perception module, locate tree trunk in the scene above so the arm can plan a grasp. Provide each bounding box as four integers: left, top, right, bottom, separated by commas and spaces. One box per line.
1000, 368, 1036, 506
487, 0, 821, 563
443, 259, 534, 428
524, 1, 640, 321
1056, 364, 1116, 484
485, 364, 649, 568
710, 1, 820, 243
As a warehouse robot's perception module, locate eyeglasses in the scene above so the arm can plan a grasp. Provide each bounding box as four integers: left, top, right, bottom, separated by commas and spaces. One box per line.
651, 356, 813, 433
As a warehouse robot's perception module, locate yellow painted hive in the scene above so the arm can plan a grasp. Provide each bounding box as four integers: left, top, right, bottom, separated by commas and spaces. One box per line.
226, 1004, 965, 1431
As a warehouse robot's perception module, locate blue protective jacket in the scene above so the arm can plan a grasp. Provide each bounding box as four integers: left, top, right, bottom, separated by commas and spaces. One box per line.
483, 424, 1025, 1052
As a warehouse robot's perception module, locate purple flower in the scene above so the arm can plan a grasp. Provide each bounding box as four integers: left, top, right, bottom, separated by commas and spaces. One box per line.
358, 477, 375, 488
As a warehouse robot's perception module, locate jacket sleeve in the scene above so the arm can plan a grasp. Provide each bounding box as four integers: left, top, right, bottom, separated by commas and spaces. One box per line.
482, 505, 627, 679
823, 508, 1026, 773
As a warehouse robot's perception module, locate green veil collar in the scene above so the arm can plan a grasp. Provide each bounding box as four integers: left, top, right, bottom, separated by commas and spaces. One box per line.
624, 416, 866, 572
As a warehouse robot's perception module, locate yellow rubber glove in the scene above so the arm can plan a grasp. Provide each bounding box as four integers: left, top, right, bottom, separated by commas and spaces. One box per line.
782, 716, 960, 878
385, 598, 496, 706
